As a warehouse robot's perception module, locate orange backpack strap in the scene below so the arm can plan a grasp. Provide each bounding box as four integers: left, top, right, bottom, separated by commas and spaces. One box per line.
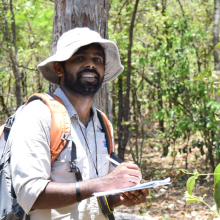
0, 124, 5, 159
97, 111, 113, 156
26, 93, 70, 163
0, 125, 4, 139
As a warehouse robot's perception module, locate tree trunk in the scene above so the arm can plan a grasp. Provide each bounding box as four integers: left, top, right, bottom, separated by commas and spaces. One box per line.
118, 0, 139, 160
213, 0, 220, 139
50, 0, 111, 117
117, 77, 123, 159
214, 0, 220, 72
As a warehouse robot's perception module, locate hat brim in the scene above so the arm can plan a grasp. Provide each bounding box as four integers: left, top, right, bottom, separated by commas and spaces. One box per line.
37, 38, 124, 85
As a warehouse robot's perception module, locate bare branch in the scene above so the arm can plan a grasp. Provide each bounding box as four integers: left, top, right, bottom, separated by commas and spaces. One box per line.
18, 65, 38, 72
138, 70, 159, 88
176, 0, 185, 17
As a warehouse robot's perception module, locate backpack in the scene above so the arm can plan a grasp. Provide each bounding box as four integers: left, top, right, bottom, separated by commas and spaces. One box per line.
0, 93, 122, 220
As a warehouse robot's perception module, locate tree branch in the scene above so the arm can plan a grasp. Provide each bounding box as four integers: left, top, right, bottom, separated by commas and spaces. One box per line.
176, 0, 185, 17
138, 70, 159, 88
18, 65, 38, 71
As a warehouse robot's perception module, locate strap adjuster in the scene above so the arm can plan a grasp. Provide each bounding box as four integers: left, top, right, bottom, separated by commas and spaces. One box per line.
12, 199, 25, 219
61, 132, 69, 140
61, 132, 73, 141
5, 117, 14, 130
69, 161, 80, 173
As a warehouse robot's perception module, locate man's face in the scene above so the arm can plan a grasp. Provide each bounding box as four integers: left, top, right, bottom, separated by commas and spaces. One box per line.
61, 44, 105, 97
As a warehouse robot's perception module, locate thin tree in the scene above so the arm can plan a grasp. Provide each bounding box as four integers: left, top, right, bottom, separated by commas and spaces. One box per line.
118, 0, 140, 160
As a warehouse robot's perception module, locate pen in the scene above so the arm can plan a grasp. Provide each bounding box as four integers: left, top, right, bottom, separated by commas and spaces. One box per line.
106, 156, 145, 182
106, 156, 120, 166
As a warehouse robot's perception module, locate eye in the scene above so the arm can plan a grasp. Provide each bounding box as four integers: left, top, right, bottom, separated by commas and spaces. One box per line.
94, 57, 102, 62
75, 56, 83, 61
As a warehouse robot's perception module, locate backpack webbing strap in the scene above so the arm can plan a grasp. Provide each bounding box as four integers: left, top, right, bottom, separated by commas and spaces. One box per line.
0, 114, 15, 164
96, 111, 113, 156
61, 133, 82, 182
0, 126, 7, 164
69, 141, 82, 181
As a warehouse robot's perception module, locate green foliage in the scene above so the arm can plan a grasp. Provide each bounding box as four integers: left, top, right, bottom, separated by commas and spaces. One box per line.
109, 0, 219, 171
214, 42, 220, 51
182, 168, 220, 216
214, 181, 220, 210
186, 176, 196, 195
0, 0, 53, 120
214, 164, 220, 209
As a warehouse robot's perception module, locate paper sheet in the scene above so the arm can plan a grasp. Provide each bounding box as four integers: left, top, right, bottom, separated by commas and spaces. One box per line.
93, 177, 171, 197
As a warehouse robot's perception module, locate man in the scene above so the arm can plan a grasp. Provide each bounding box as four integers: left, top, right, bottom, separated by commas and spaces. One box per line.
9, 27, 148, 220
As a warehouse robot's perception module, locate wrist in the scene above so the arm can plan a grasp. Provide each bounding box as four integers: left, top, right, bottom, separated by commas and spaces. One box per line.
75, 182, 81, 202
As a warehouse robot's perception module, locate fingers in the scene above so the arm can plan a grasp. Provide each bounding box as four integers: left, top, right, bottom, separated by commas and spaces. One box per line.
120, 189, 148, 206
103, 162, 142, 191
130, 190, 143, 198
117, 163, 142, 180
121, 162, 140, 171
141, 188, 149, 196
130, 190, 146, 202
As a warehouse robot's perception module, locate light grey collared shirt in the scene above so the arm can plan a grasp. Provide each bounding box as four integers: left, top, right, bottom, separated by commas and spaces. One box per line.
10, 87, 114, 220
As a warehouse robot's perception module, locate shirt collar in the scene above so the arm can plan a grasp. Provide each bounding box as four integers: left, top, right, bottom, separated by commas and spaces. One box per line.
53, 87, 100, 128
54, 87, 77, 118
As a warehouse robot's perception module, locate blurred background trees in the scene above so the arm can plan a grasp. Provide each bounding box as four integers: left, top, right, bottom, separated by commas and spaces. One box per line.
1, 0, 220, 172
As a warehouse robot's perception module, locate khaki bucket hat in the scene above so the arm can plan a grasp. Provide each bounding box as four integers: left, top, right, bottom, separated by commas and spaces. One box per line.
37, 27, 124, 85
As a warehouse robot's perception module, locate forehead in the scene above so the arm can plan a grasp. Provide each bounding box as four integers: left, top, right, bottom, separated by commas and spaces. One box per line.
74, 43, 104, 57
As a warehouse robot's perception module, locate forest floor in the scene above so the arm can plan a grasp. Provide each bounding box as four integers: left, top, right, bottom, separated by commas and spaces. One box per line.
115, 144, 218, 220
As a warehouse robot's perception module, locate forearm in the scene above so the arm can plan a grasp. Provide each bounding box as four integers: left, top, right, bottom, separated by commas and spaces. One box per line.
32, 163, 141, 209
32, 178, 105, 209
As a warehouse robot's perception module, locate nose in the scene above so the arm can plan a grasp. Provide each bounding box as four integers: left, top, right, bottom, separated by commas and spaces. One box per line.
84, 58, 95, 69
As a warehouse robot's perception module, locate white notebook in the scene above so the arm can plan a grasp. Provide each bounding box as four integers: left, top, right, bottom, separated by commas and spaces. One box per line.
93, 177, 171, 197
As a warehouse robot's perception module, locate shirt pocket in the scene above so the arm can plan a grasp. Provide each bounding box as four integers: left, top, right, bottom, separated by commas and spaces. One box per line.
97, 153, 110, 177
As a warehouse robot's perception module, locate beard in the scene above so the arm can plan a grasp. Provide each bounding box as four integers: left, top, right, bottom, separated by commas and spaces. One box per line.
63, 68, 103, 97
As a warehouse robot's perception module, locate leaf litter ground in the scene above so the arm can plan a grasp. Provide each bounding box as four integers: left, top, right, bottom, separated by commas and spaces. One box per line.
115, 144, 216, 220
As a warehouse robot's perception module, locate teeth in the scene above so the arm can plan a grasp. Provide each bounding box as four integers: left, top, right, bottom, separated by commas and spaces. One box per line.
82, 74, 95, 78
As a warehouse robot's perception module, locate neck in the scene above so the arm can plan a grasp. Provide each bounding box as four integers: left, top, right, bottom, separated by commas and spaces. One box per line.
61, 87, 94, 127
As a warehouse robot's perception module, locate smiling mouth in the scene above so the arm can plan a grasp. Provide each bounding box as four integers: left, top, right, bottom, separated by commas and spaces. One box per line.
81, 74, 96, 78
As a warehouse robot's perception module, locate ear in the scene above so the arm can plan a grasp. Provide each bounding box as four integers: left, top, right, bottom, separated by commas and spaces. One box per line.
54, 62, 64, 77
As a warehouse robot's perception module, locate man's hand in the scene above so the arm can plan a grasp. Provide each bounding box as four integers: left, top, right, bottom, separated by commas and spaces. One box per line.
101, 163, 142, 191
119, 188, 149, 206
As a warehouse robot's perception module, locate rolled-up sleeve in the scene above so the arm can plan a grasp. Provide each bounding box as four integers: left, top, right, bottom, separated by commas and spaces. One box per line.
9, 100, 51, 213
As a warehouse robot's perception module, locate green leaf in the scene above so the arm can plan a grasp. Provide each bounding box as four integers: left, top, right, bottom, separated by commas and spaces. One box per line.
214, 42, 220, 50
214, 163, 220, 186
185, 197, 197, 203
179, 169, 189, 174
193, 169, 199, 179
186, 176, 196, 195
214, 180, 220, 209
184, 191, 197, 203
206, 122, 212, 128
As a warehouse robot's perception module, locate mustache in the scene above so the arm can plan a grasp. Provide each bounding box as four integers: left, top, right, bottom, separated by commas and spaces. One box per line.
77, 68, 100, 78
